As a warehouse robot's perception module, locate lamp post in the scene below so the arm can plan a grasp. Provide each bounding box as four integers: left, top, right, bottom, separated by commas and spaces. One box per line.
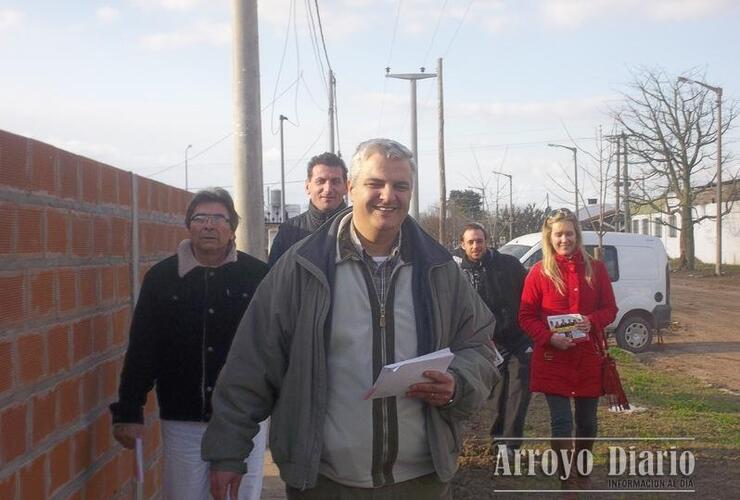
386, 68, 437, 219
548, 144, 579, 219
678, 76, 723, 276
491, 171, 513, 241
184, 144, 192, 191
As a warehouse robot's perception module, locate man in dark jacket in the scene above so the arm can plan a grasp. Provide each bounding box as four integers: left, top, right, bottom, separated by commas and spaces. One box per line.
454, 223, 531, 458
267, 152, 348, 267
110, 188, 269, 500
204, 139, 498, 500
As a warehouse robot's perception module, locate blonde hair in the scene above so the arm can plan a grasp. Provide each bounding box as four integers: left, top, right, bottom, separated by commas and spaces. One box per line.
540, 208, 593, 294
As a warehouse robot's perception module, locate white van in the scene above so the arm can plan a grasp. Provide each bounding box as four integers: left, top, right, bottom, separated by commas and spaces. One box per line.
500, 231, 671, 353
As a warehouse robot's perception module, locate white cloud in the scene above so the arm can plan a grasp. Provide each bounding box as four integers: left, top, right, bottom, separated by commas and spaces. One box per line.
139, 21, 230, 49
540, 0, 732, 28
0, 9, 23, 31
130, 0, 204, 11
95, 6, 120, 23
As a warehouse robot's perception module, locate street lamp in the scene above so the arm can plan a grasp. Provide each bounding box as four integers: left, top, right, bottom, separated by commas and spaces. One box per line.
678, 76, 724, 276
491, 171, 513, 242
386, 68, 437, 219
184, 144, 193, 191
548, 144, 579, 219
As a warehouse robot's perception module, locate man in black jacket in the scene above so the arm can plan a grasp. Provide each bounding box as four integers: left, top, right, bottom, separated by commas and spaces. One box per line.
267, 152, 348, 267
454, 223, 532, 458
110, 187, 269, 500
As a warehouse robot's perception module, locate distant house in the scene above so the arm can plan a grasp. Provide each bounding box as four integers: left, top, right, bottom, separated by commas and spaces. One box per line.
578, 200, 618, 232
629, 181, 740, 265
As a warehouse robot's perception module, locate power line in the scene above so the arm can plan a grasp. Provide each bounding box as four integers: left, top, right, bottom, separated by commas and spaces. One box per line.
422, 0, 449, 67
443, 0, 474, 57
378, 0, 404, 133
313, 0, 333, 71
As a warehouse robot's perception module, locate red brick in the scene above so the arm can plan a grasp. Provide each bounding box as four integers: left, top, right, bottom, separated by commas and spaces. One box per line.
56, 377, 80, 426
0, 474, 16, 500
18, 332, 45, 385
112, 307, 130, 347
0, 202, 16, 254
30, 270, 55, 318
19, 454, 46, 500
57, 269, 76, 313
117, 265, 131, 301
81, 369, 99, 414
67, 489, 83, 500
92, 313, 110, 353
79, 268, 97, 309
31, 140, 56, 194
71, 216, 92, 257
16, 206, 43, 254
1, 402, 27, 462
111, 217, 129, 256
32, 390, 55, 445
93, 412, 111, 458
0, 341, 12, 394
86, 465, 105, 500
59, 151, 79, 200
118, 170, 132, 207
101, 359, 118, 400
47, 324, 70, 374
137, 178, 150, 211
143, 455, 162, 499
93, 216, 110, 255
73, 427, 92, 476
102, 454, 120, 497
101, 266, 115, 304
80, 159, 100, 203
0, 274, 24, 326
49, 438, 72, 494
0, 129, 29, 189
72, 318, 92, 364
46, 209, 68, 255
100, 165, 118, 204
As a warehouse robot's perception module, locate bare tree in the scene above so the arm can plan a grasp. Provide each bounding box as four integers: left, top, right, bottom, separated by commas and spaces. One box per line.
612, 67, 737, 270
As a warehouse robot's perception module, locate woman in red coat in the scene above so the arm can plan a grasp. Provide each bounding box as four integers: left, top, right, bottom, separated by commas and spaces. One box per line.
518, 208, 617, 488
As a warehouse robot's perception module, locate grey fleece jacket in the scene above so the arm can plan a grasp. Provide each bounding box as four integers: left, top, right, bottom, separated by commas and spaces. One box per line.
201, 208, 499, 489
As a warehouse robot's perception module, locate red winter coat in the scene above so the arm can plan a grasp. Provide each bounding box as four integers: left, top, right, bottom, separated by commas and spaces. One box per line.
518, 252, 618, 398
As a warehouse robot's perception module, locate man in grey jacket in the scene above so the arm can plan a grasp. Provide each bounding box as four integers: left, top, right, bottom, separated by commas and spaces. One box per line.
203, 138, 498, 499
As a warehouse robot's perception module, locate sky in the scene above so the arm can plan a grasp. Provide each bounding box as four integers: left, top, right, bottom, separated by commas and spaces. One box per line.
1, 0, 739, 214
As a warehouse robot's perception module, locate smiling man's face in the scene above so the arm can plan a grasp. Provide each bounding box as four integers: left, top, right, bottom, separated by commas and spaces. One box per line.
349, 153, 412, 240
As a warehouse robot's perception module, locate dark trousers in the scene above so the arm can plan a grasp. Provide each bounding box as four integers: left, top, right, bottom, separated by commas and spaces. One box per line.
489, 348, 532, 449
544, 394, 598, 438
286, 473, 451, 500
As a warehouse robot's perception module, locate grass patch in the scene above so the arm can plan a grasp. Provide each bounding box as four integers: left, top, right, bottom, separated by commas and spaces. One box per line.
669, 257, 740, 275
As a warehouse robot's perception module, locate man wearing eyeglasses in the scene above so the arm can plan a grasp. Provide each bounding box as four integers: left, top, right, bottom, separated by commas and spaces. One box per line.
110, 187, 269, 500
453, 223, 532, 462
268, 152, 348, 267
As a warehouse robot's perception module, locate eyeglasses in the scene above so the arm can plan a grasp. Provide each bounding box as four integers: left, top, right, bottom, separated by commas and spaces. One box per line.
190, 213, 231, 226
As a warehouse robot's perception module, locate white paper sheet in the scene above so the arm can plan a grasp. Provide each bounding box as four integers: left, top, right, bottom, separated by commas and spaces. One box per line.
363, 348, 454, 400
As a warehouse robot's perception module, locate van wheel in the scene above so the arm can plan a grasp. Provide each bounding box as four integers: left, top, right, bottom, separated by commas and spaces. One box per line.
616, 315, 653, 353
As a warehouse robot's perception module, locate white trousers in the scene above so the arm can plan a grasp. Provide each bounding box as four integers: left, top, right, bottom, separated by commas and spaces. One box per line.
160, 419, 269, 500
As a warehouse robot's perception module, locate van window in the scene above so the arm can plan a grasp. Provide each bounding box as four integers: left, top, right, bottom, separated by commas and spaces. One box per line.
523, 249, 542, 270
499, 244, 532, 260
585, 245, 619, 282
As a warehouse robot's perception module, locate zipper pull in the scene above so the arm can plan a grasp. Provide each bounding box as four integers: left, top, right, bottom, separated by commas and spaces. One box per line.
380, 304, 386, 328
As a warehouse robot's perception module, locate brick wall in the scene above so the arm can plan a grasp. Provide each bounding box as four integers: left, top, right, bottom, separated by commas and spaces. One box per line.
0, 129, 191, 499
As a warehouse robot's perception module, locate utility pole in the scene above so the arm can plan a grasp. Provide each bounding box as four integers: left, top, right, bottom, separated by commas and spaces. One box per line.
548, 144, 578, 219
678, 77, 724, 275
492, 170, 513, 241
437, 58, 446, 244
279, 114, 287, 223
232, 0, 265, 258
622, 132, 631, 233
328, 69, 336, 154
605, 134, 622, 231
386, 67, 437, 219
184, 144, 192, 191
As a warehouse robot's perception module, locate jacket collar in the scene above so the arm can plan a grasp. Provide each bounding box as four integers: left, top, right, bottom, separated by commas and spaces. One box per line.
177, 239, 237, 278
296, 206, 451, 278
307, 200, 347, 229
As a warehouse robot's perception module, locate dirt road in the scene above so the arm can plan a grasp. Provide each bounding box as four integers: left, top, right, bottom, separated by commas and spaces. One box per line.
638, 270, 740, 394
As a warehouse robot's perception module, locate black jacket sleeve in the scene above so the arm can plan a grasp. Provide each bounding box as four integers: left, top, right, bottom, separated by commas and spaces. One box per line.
109, 270, 162, 424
